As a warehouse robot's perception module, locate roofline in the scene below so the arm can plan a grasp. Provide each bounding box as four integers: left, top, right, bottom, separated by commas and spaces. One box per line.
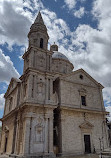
60, 68, 104, 89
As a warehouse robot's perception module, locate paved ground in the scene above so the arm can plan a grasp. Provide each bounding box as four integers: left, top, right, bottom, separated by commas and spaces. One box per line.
0, 154, 110, 158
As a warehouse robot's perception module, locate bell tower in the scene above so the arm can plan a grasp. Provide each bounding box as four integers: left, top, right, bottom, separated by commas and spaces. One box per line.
22, 11, 53, 105
28, 11, 49, 50
23, 11, 52, 73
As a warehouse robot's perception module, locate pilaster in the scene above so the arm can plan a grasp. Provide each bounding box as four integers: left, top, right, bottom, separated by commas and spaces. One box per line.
49, 116, 54, 153
23, 117, 31, 155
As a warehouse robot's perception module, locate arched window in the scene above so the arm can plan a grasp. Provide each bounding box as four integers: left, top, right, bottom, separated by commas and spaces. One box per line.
40, 38, 43, 48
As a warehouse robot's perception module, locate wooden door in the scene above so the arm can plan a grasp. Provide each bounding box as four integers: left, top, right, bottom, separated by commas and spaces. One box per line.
84, 135, 91, 153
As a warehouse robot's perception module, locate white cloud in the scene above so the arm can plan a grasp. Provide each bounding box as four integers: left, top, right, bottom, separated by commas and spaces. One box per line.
0, 49, 20, 84
105, 106, 111, 122
74, 7, 85, 18
64, 0, 76, 10
0, 0, 44, 48
0, 93, 5, 110
0, 0, 31, 47
92, 0, 111, 20
0, 0, 71, 50
103, 88, 111, 106
41, 9, 71, 45
64, 0, 86, 18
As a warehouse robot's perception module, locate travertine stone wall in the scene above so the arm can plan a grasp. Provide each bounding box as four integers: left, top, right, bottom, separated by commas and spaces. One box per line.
61, 109, 108, 155
52, 59, 73, 74
60, 71, 104, 111
22, 107, 54, 155
28, 32, 48, 50
24, 48, 52, 73
0, 116, 14, 154
4, 87, 18, 115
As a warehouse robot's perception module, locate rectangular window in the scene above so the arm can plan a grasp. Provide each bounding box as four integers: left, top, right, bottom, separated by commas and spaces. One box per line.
81, 96, 86, 106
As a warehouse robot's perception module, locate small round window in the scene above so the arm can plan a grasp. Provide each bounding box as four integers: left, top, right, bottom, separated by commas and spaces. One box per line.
80, 74, 83, 80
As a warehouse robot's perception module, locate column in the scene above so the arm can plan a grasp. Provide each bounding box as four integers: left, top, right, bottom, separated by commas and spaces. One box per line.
23, 117, 31, 155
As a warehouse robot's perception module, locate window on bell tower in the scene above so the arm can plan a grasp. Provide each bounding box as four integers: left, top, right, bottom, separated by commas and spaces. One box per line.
40, 38, 43, 48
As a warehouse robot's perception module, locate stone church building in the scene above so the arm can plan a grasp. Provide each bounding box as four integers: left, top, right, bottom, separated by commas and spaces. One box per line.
0, 12, 109, 157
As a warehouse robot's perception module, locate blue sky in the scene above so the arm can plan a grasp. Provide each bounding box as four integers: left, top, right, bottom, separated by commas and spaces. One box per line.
0, 0, 111, 121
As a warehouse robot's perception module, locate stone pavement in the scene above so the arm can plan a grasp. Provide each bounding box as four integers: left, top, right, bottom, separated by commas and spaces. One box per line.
0, 154, 100, 158
0, 154, 111, 158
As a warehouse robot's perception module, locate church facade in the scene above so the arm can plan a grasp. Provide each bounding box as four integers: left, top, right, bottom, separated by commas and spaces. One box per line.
0, 12, 109, 157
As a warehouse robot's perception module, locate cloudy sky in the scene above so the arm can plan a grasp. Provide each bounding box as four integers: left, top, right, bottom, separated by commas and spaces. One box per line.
0, 0, 111, 121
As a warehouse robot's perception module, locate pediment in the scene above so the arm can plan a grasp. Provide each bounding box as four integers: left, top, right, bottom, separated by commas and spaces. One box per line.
61, 69, 103, 88
79, 121, 94, 129
5, 77, 21, 98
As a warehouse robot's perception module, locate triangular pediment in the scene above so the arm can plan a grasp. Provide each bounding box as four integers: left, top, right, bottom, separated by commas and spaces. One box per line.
4, 78, 21, 98
79, 121, 94, 129
61, 69, 103, 89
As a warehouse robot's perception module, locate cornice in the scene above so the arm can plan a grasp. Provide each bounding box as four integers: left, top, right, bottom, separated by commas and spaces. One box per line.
60, 106, 109, 115
4, 81, 21, 98
0, 102, 57, 121
60, 78, 99, 89
22, 67, 55, 78
22, 46, 52, 59
60, 68, 104, 89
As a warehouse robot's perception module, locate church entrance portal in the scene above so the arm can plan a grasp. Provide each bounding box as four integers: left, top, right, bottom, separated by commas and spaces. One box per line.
84, 135, 91, 153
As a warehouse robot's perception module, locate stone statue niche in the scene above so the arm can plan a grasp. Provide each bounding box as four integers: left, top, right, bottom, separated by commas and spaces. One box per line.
35, 117, 44, 143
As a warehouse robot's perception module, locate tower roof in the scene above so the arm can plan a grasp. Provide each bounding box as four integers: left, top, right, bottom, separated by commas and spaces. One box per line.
28, 11, 49, 39
34, 11, 44, 25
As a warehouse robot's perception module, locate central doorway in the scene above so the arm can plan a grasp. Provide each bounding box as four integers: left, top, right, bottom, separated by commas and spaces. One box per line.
84, 135, 91, 153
